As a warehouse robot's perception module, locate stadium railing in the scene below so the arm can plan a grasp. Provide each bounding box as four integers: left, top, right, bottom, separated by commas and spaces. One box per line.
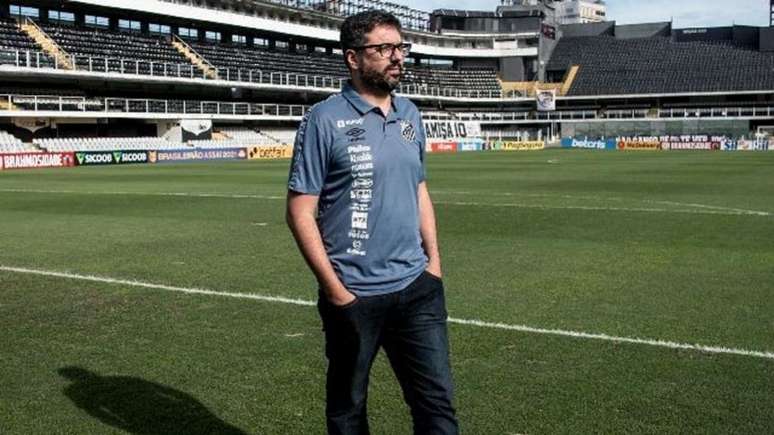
5, 93, 771, 122
659, 107, 774, 118
422, 108, 774, 122
0, 48, 511, 100
602, 109, 650, 119
1, 48, 202, 79
0, 94, 309, 118
160, 0, 433, 33
424, 110, 597, 122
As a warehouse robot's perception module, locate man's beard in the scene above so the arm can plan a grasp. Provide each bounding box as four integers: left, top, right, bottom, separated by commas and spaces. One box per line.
360, 63, 403, 94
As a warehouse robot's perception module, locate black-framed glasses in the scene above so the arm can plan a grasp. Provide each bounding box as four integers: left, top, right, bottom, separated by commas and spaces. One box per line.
350, 43, 411, 58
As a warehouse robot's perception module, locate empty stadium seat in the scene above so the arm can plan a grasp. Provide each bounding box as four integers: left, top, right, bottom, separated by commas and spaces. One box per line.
41, 24, 202, 78
0, 130, 38, 153
189, 40, 501, 95
547, 35, 774, 95
217, 127, 283, 145
0, 18, 56, 68
33, 137, 183, 152
256, 128, 297, 145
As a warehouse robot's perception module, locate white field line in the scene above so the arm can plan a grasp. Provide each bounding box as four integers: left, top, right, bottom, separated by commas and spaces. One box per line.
432, 190, 772, 216
643, 199, 768, 216
433, 200, 769, 216
0, 188, 769, 217
0, 188, 284, 200
448, 318, 774, 360
2, 265, 773, 361
0, 265, 314, 307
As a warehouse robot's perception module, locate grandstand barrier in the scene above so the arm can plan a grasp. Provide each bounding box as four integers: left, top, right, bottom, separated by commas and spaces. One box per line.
0, 94, 310, 119
561, 135, 774, 151
616, 137, 662, 150
457, 139, 485, 152
4, 92, 773, 123
428, 142, 458, 153
721, 138, 773, 151
659, 135, 723, 151
617, 135, 725, 151
246, 146, 293, 160
498, 141, 545, 151
0, 152, 74, 170
561, 137, 617, 150
425, 121, 482, 141
148, 148, 247, 163
74, 151, 150, 166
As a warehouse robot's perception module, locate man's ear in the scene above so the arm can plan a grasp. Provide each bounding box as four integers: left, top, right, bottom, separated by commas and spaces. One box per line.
345, 49, 359, 72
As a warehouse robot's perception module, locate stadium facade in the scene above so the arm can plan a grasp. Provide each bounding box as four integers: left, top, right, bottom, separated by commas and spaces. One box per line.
0, 0, 773, 169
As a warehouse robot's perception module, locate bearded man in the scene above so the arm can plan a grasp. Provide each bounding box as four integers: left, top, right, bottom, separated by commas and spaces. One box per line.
286, 9, 459, 435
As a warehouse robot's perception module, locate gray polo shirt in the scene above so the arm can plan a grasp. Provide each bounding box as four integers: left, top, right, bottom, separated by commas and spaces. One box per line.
288, 82, 427, 295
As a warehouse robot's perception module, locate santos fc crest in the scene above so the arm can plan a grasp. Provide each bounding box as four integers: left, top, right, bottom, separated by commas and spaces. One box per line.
400, 120, 416, 143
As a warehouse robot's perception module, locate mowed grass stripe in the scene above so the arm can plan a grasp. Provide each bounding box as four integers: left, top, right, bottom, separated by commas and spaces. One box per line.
5, 272, 773, 434
0, 188, 770, 217
3, 265, 774, 361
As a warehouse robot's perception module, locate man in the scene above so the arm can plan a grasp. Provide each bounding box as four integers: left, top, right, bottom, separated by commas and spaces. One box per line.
286, 10, 459, 435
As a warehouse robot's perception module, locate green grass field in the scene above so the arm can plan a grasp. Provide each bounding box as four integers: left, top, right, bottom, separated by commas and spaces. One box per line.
2, 149, 774, 434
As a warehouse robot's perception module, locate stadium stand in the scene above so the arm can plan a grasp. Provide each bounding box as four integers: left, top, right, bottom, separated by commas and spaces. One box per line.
0, 18, 37, 51
0, 0, 771, 152
30, 133, 296, 152
1, 17, 503, 95
217, 127, 285, 144
35, 137, 181, 152
191, 39, 501, 94
191, 41, 346, 80
258, 0, 432, 32
188, 139, 257, 148
41, 24, 203, 77
0, 130, 36, 153
547, 35, 774, 95
255, 128, 297, 145
0, 10, 505, 97
404, 65, 501, 96
0, 18, 55, 67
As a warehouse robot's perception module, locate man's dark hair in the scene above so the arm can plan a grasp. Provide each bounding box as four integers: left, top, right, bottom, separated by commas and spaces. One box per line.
340, 10, 402, 52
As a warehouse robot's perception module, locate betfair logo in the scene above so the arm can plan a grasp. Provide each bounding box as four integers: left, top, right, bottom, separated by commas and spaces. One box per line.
337, 118, 363, 129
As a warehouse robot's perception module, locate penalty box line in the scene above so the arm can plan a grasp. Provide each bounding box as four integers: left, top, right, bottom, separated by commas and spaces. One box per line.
2, 264, 774, 361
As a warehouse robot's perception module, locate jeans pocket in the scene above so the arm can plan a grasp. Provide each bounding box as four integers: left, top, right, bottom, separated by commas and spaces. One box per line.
329, 295, 360, 311
424, 270, 444, 284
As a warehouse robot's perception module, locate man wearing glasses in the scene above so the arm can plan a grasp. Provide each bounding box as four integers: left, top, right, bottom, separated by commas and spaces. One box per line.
286, 9, 459, 435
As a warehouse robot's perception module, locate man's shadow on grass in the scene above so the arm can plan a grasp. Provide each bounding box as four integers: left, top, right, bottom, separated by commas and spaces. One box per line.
58, 366, 247, 435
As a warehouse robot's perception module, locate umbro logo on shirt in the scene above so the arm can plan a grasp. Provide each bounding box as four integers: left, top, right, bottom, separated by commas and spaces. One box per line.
346, 127, 366, 142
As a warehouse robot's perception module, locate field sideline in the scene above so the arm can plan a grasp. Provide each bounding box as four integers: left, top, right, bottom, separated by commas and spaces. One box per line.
2, 150, 773, 433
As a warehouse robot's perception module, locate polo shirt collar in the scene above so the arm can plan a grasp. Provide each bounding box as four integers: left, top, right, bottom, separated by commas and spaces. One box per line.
342, 81, 399, 118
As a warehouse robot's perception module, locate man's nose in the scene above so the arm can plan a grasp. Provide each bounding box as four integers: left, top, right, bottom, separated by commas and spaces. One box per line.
390, 47, 404, 61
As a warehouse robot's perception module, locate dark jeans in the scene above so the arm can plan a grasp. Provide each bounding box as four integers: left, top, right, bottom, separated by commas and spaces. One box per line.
317, 271, 459, 435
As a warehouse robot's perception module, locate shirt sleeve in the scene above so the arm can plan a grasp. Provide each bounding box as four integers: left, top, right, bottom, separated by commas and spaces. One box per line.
416, 111, 427, 182
288, 108, 329, 195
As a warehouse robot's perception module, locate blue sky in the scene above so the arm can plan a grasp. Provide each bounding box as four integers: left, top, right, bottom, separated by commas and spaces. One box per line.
399, 0, 770, 28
